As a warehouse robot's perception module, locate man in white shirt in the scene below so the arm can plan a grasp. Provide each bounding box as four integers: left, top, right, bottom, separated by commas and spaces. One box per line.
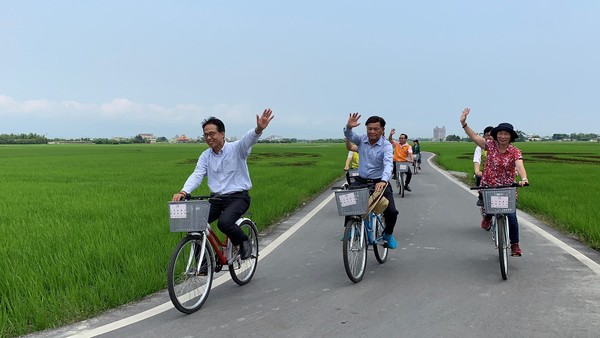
172, 109, 274, 259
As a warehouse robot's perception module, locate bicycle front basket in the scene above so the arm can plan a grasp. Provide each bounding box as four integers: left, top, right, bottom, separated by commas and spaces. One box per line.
482, 188, 516, 214
395, 161, 410, 174
334, 188, 369, 216
168, 200, 210, 232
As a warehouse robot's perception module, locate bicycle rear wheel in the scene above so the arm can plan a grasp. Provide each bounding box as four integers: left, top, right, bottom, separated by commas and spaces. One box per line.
229, 220, 259, 285
372, 214, 388, 263
343, 218, 367, 283
497, 216, 509, 280
168, 234, 214, 314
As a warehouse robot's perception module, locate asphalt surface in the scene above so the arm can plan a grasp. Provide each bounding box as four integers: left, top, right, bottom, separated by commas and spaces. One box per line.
26, 153, 600, 338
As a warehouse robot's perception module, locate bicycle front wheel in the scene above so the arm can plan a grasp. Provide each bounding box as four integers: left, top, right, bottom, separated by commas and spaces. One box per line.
167, 234, 214, 314
372, 214, 388, 263
399, 173, 405, 198
497, 216, 509, 280
413, 161, 418, 174
343, 218, 367, 283
229, 220, 259, 285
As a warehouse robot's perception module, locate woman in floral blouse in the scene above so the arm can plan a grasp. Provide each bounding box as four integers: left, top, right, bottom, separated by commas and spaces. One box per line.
460, 108, 529, 256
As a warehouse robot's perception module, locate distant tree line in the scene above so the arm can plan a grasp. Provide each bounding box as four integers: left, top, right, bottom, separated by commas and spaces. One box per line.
551, 133, 598, 141
0, 133, 48, 144
445, 130, 599, 142
92, 135, 168, 144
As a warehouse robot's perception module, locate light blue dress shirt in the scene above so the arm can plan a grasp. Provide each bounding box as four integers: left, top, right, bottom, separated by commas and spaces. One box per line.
182, 128, 262, 195
344, 127, 393, 182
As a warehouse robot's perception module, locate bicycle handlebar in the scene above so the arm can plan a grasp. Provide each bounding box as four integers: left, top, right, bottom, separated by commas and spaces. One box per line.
470, 182, 530, 190
185, 195, 211, 200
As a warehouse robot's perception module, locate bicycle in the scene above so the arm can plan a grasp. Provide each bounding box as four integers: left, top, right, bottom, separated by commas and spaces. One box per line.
394, 161, 410, 198
470, 183, 528, 280
167, 195, 259, 313
333, 183, 389, 283
413, 154, 421, 174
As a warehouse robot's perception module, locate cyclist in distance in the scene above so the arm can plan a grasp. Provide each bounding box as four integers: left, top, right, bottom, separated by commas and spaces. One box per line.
473, 126, 494, 206
388, 129, 415, 192
172, 109, 274, 260
344, 113, 399, 248
413, 139, 422, 170
460, 108, 529, 256
344, 143, 359, 172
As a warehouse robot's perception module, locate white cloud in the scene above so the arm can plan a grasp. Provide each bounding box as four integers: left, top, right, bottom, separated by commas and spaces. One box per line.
0, 94, 254, 125
0, 94, 342, 139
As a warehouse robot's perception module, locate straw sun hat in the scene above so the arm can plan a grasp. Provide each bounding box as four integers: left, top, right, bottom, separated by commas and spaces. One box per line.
364, 183, 389, 216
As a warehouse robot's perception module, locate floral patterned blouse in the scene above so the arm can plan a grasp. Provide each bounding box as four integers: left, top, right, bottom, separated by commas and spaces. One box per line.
481, 139, 522, 187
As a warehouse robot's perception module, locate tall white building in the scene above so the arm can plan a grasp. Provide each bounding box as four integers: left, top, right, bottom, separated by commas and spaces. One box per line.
433, 126, 446, 141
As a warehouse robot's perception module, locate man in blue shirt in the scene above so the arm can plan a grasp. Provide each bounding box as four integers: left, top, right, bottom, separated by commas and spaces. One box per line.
344, 113, 399, 248
173, 109, 274, 259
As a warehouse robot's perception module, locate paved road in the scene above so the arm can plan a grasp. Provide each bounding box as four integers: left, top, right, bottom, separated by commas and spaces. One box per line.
28, 153, 600, 338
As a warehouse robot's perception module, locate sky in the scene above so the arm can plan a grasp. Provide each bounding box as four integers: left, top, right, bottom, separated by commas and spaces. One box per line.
1, 0, 599, 140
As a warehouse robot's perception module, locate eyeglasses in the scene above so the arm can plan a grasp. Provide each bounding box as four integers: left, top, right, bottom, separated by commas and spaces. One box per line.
203, 131, 221, 138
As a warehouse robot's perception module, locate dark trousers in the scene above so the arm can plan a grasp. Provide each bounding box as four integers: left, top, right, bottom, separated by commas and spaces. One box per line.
507, 208, 520, 244
207, 192, 250, 245
346, 180, 399, 235
404, 168, 412, 186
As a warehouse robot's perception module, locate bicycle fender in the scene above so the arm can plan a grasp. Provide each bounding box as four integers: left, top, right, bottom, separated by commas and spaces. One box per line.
235, 217, 254, 226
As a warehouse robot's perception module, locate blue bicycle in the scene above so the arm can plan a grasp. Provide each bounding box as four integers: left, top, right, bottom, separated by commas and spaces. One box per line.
333, 181, 389, 283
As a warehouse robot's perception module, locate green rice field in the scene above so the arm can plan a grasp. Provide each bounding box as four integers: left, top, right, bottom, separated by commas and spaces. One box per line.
0, 143, 346, 337
1, 141, 599, 337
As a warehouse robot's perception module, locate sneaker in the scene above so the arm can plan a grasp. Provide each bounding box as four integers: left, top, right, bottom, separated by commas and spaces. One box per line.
476, 198, 484, 207
480, 216, 492, 231
383, 233, 397, 249
238, 240, 252, 260
511, 243, 522, 256
404, 185, 412, 192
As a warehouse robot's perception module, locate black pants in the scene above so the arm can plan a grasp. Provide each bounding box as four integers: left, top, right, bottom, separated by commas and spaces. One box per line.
347, 179, 399, 235
207, 192, 250, 245
404, 167, 413, 186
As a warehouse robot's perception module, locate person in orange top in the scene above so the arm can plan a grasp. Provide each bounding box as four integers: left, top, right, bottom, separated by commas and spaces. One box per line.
388, 129, 414, 191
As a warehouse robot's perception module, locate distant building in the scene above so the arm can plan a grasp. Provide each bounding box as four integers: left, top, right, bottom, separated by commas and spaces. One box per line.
176, 134, 191, 143
433, 126, 446, 141
139, 133, 157, 143
265, 135, 284, 141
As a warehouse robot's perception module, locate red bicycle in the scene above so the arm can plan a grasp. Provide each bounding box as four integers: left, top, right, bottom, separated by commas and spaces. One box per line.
167, 195, 259, 313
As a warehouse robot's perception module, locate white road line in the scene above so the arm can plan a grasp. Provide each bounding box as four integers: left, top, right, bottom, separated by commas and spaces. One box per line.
69, 193, 335, 338
427, 153, 600, 276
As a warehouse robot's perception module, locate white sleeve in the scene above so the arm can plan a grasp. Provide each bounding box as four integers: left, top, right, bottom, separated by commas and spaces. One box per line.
473, 146, 482, 163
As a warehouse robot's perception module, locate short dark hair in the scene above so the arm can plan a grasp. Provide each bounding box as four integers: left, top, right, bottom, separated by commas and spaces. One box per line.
202, 117, 225, 132
483, 126, 494, 134
365, 116, 386, 128
400, 133, 408, 139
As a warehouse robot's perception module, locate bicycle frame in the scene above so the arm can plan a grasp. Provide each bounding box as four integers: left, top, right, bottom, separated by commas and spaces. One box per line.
206, 227, 229, 265
204, 216, 255, 266
364, 212, 385, 245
